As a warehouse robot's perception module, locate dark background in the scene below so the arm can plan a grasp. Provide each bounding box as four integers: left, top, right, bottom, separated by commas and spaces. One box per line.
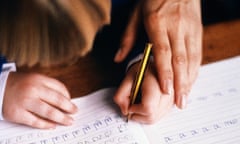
202, 0, 240, 25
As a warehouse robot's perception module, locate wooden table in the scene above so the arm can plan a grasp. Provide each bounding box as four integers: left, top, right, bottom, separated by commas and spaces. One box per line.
19, 20, 240, 98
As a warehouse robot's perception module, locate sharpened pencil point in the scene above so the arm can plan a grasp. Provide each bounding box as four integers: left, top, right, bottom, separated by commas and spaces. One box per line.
126, 113, 131, 123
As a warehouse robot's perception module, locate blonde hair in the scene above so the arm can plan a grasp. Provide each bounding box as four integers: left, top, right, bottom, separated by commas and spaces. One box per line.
0, 0, 110, 67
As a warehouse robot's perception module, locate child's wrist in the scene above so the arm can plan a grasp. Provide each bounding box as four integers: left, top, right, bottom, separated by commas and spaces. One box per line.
0, 63, 16, 120
126, 53, 153, 72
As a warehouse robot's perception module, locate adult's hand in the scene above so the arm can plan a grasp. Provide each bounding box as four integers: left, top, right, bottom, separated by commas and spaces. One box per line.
114, 0, 202, 109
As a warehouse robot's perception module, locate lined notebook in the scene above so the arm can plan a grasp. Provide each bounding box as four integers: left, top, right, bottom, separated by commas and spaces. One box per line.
0, 56, 239, 144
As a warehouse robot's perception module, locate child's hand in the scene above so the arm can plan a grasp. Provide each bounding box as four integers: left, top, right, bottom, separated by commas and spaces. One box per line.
114, 61, 174, 124
3, 72, 78, 129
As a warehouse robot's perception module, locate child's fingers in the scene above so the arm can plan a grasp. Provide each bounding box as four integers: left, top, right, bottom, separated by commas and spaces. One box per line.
39, 86, 78, 114
10, 110, 56, 129
128, 72, 161, 123
3, 73, 77, 128
130, 92, 173, 124
27, 100, 74, 126
129, 64, 174, 123
38, 74, 71, 99
114, 74, 134, 115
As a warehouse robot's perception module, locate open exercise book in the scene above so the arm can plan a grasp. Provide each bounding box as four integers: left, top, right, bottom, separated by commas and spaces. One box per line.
0, 56, 240, 144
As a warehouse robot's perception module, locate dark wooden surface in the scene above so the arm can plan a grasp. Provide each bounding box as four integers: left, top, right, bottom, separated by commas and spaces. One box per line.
19, 20, 240, 98
202, 20, 240, 64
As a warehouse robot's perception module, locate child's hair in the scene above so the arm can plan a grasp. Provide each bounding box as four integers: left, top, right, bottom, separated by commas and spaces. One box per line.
0, 0, 110, 67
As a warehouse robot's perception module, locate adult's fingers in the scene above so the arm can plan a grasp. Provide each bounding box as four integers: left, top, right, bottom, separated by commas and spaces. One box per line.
144, 10, 174, 96
185, 28, 202, 87
169, 28, 189, 109
152, 30, 174, 95
114, 2, 141, 62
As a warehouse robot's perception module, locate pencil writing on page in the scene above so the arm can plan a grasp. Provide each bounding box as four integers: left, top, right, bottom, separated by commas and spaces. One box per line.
127, 43, 152, 122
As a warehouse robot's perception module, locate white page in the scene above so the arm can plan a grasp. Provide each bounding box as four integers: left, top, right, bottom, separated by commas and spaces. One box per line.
1, 56, 239, 144
0, 88, 149, 144
143, 56, 240, 144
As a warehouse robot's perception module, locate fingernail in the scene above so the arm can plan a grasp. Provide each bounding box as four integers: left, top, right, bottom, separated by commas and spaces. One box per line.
164, 79, 173, 95
114, 48, 122, 61
67, 117, 74, 125
128, 111, 134, 115
180, 94, 187, 109
122, 110, 128, 116
48, 125, 56, 130
72, 104, 78, 113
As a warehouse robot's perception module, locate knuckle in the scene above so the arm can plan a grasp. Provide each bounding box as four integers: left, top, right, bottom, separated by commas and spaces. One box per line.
171, 3, 185, 22
162, 69, 173, 78
29, 118, 40, 127
40, 103, 57, 119
145, 11, 164, 27
48, 91, 71, 110
156, 43, 170, 54
189, 52, 202, 64
42, 106, 66, 123
113, 95, 124, 105
29, 118, 46, 129
145, 12, 159, 23
3, 108, 18, 120
173, 54, 186, 65
142, 105, 156, 118
20, 85, 39, 99
145, 114, 158, 124
45, 108, 57, 119
55, 95, 65, 105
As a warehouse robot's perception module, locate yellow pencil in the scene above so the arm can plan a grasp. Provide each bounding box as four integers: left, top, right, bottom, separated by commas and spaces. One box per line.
127, 43, 152, 122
